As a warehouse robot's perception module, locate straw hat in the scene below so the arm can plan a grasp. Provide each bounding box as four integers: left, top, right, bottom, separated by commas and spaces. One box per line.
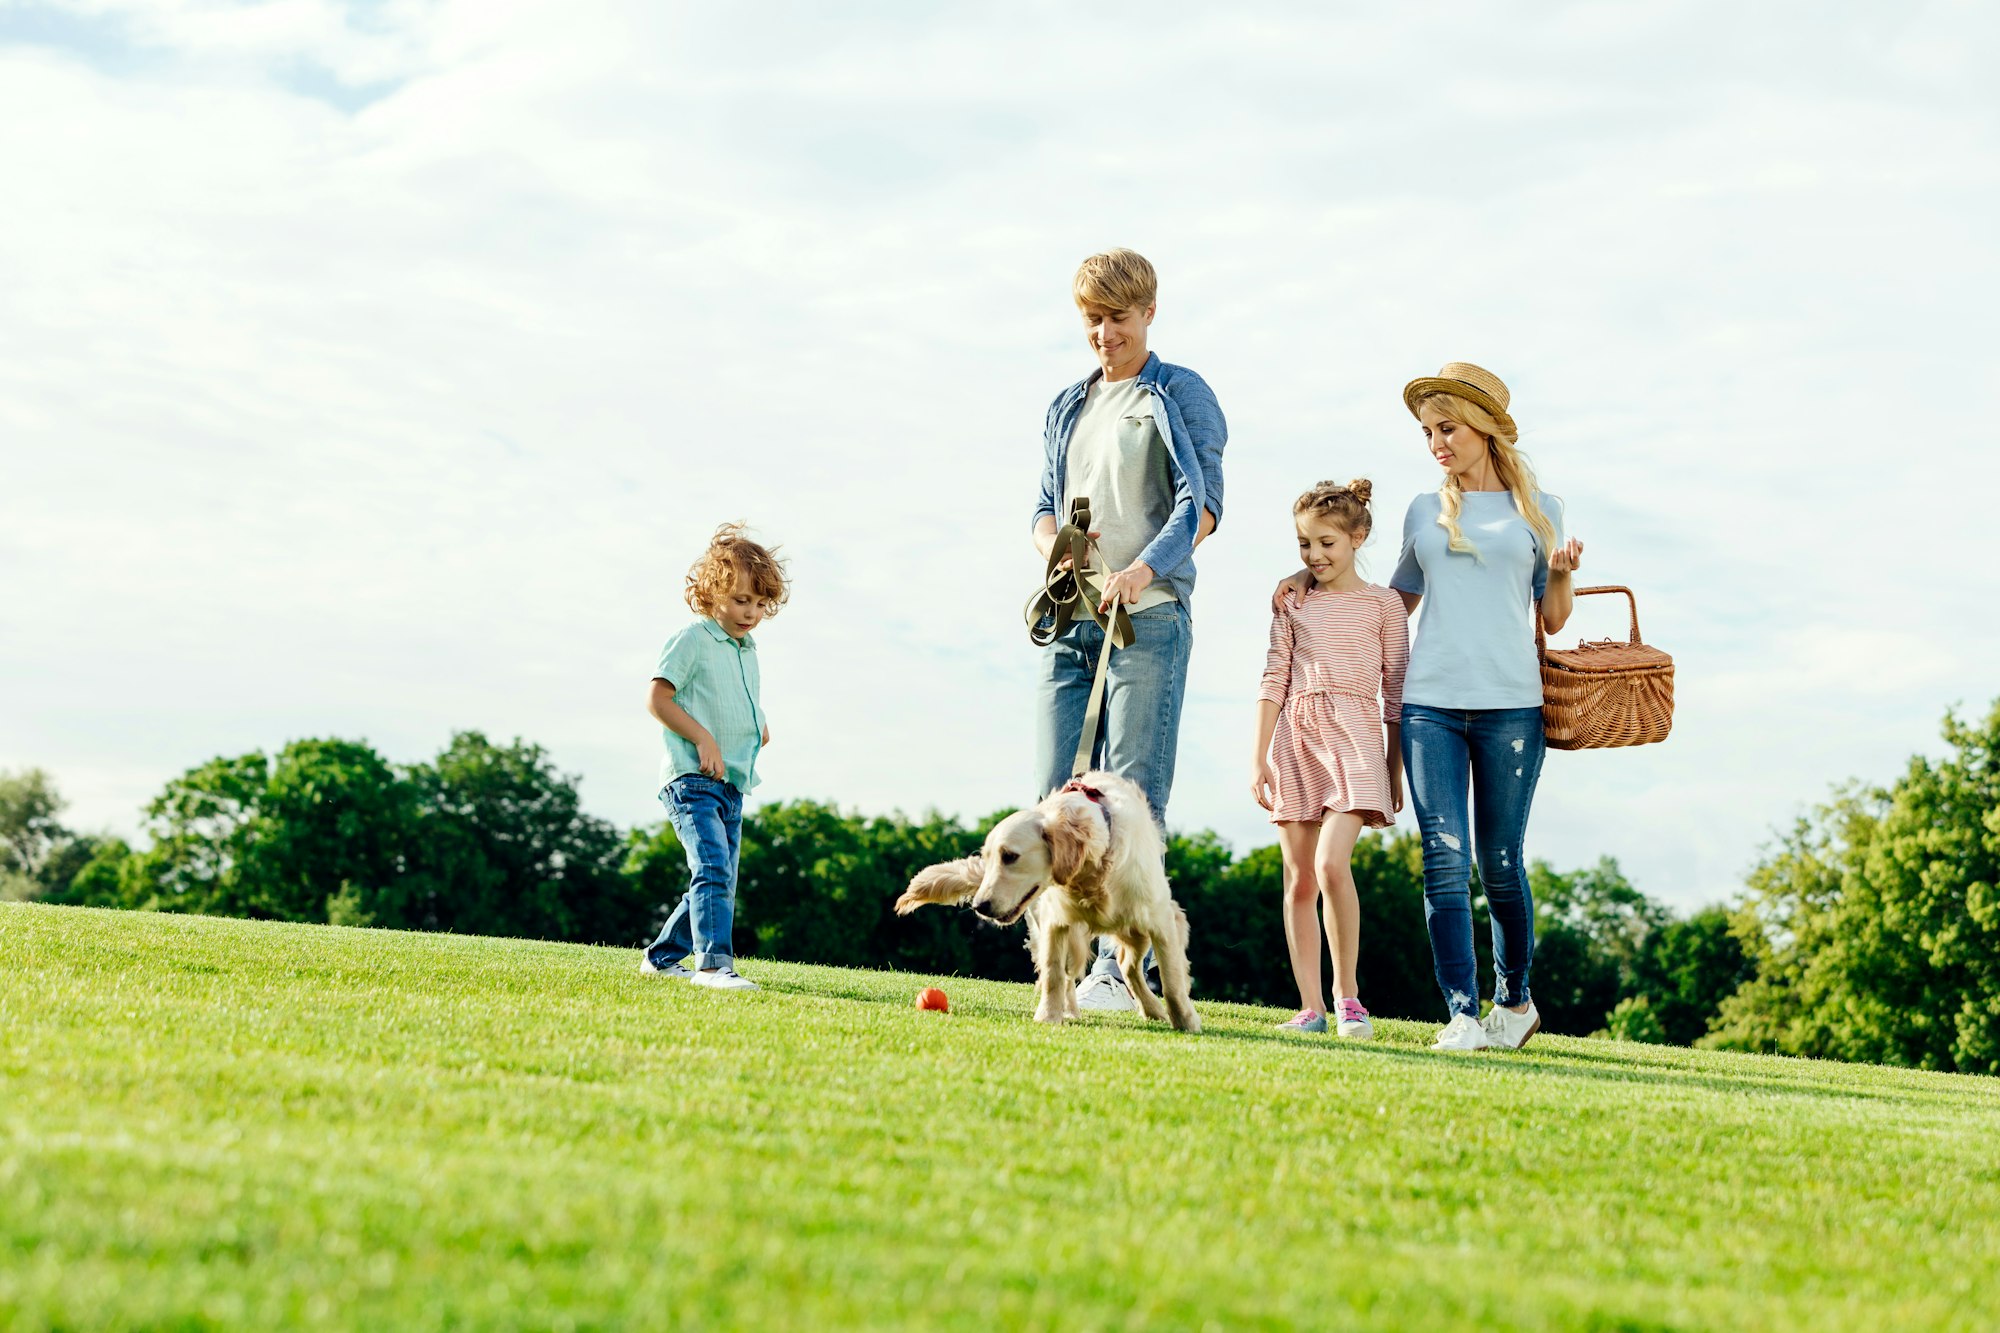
1402, 362, 1518, 441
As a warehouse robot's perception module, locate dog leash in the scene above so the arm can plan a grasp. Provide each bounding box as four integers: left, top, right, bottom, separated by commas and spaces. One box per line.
1024, 497, 1134, 779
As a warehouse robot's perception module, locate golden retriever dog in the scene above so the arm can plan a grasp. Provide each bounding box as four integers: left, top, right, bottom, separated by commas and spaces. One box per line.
894, 772, 1199, 1032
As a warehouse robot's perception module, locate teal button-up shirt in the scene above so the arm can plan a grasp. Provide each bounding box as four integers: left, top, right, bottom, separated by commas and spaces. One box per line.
654, 617, 765, 794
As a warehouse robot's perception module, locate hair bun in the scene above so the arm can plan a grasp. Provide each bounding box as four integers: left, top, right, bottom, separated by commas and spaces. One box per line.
1346, 478, 1373, 506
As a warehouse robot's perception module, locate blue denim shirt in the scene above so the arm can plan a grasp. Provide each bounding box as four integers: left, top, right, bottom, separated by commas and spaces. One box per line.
1032, 352, 1227, 606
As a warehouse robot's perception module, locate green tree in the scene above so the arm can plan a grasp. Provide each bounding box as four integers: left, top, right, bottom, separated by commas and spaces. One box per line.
1, 767, 68, 900
1705, 700, 2000, 1073
402, 732, 647, 945
1530, 857, 1667, 1037
127, 741, 413, 921
1629, 906, 1751, 1047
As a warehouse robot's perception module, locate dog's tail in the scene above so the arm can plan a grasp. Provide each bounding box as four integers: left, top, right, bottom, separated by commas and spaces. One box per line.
894, 856, 984, 914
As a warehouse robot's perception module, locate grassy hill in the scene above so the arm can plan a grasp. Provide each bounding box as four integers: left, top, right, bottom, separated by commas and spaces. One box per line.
4, 903, 1998, 1331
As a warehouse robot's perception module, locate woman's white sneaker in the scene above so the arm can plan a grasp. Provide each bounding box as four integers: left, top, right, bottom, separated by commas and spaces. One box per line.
692, 966, 759, 991
1432, 1012, 1492, 1050
1482, 1000, 1542, 1049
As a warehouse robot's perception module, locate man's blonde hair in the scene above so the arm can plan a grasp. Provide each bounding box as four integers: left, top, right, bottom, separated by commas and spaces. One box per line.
1073, 248, 1157, 313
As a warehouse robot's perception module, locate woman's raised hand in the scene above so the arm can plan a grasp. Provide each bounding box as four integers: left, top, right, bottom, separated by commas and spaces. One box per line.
1550, 538, 1584, 574
1269, 568, 1312, 612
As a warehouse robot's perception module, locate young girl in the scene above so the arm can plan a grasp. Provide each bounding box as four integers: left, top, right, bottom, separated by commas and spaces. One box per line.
1252, 480, 1408, 1039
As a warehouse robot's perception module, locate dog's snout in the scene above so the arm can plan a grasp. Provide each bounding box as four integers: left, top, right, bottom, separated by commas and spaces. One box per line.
970, 898, 998, 921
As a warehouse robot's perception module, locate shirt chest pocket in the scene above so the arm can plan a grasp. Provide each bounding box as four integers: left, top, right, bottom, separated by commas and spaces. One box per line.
1116, 414, 1161, 451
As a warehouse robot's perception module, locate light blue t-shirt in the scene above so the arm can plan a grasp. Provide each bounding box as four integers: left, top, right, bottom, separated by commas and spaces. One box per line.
1389, 489, 1565, 710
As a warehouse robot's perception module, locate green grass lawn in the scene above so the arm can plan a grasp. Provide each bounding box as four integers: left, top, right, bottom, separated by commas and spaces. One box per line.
4, 903, 1999, 1331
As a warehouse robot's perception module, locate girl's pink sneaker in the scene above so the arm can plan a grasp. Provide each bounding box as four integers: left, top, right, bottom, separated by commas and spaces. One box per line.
1336, 999, 1374, 1040
1277, 1008, 1328, 1033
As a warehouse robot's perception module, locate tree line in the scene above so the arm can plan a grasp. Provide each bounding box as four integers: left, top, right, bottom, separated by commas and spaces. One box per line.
7, 698, 1998, 1070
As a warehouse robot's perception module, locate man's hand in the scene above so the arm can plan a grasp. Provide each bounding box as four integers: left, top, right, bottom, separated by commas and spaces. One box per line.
1039, 528, 1102, 568
694, 731, 727, 780
1270, 568, 1312, 612
1098, 559, 1155, 611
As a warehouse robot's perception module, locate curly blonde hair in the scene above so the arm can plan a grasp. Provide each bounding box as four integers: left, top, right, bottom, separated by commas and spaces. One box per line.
1294, 477, 1375, 538
684, 523, 788, 617
1416, 392, 1559, 561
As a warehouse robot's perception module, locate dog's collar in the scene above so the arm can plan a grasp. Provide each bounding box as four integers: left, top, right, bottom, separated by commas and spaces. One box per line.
1060, 778, 1108, 807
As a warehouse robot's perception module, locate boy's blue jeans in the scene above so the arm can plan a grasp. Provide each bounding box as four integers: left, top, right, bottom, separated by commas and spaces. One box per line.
1034, 600, 1190, 977
1400, 704, 1546, 1019
644, 773, 743, 971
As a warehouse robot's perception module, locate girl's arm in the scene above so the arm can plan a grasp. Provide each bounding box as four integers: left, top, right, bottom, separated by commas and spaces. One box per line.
1251, 700, 1282, 810
1381, 593, 1410, 812
647, 678, 726, 779
1251, 610, 1295, 808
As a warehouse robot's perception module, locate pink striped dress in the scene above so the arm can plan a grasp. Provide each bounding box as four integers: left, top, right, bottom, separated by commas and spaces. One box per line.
1259, 583, 1410, 826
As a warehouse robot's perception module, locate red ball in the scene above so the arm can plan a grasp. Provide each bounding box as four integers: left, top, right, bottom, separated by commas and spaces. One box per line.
915, 987, 950, 1012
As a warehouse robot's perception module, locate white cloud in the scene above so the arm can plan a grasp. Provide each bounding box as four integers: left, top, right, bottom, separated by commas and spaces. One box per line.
2, 1, 1995, 913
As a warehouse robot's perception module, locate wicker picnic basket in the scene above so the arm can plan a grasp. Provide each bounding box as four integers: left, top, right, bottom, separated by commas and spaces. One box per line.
1537, 585, 1674, 750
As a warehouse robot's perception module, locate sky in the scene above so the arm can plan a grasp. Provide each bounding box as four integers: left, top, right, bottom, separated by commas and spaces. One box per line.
3, 0, 1996, 911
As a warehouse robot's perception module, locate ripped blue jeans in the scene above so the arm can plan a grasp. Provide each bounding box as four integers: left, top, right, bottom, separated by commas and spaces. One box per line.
1400, 704, 1546, 1020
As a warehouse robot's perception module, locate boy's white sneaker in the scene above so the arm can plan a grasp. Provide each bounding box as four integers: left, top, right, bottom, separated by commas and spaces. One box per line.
1483, 1000, 1542, 1049
639, 955, 694, 979
692, 966, 759, 991
1432, 1013, 1492, 1051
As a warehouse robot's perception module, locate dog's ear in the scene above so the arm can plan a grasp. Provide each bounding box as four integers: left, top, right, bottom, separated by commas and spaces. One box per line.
1042, 803, 1103, 885
895, 856, 984, 914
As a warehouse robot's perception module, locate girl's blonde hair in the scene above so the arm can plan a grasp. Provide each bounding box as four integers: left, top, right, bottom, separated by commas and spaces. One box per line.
1293, 477, 1374, 538
684, 523, 789, 617
1418, 392, 1558, 560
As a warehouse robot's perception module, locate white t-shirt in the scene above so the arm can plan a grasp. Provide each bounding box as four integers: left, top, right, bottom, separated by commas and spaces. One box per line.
1060, 377, 1177, 611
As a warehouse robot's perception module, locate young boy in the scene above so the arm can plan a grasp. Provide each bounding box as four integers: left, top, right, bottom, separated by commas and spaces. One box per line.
639, 523, 787, 990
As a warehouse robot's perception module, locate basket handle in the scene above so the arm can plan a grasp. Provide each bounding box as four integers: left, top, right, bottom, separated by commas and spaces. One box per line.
1536, 585, 1641, 650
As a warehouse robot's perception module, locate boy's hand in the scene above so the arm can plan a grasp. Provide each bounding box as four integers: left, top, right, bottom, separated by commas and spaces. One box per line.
1270, 568, 1312, 612
695, 732, 727, 780
760, 723, 771, 747
1251, 759, 1278, 811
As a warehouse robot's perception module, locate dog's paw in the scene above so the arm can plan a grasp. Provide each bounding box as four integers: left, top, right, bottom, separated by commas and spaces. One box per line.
1174, 1009, 1202, 1034
1033, 1006, 1072, 1025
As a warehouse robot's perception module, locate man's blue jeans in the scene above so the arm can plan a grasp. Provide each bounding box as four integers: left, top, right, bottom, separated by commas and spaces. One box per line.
644, 774, 743, 971
1035, 600, 1190, 975
1400, 704, 1546, 1019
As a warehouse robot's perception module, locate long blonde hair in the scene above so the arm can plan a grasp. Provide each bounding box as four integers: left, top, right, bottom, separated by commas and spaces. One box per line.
1419, 392, 1558, 560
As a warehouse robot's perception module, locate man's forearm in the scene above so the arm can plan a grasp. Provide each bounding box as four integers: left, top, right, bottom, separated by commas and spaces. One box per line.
1195, 507, 1217, 547
1033, 514, 1058, 559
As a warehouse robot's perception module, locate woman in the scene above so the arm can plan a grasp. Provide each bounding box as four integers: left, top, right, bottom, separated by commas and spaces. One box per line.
1275, 362, 1581, 1050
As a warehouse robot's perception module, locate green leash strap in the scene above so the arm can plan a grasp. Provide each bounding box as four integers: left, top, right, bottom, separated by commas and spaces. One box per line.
1023, 497, 1134, 778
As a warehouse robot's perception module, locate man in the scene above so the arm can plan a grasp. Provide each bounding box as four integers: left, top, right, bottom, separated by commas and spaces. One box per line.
1031, 248, 1226, 1011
